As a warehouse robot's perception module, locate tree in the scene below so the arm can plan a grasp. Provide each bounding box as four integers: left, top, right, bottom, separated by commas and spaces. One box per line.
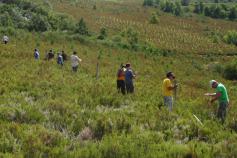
28, 14, 50, 32
97, 27, 107, 40
143, 0, 153, 6
229, 7, 237, 20
174, 2, 182, 16
75, 18, 89, 35
204, 7, 211, 16
149, 13, 159, 24
194, 2, 204, 14
181, 0, 190, 6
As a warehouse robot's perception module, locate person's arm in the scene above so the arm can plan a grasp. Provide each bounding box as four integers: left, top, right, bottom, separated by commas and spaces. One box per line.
210, 92, 221, 103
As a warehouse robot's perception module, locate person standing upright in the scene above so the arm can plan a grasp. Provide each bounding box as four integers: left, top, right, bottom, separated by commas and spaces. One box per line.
162, 72, 177, 111
57, 52, 64, 66
125, 63, 136, 94
2, 35, 9, 44
71, 51, 82, 72
117, 64, 126, 95
34, 48, 40, 60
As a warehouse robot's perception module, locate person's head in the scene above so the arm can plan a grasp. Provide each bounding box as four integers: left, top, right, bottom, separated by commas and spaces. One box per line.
73, 51, 77, 55
166, 72, 175, 80
34, 48, 37, 51
62, 51, 64, 53
126, 63, 131, 68
50, 49, 53, 52
210, 80, 218, 88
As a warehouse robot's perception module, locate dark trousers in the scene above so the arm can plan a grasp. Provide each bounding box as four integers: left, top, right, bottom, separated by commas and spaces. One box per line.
4, 41, 7, 44
72, 66, 78, 72
125, 82, 134, 94
217, 102, 228, 124
117, 80, 125, 95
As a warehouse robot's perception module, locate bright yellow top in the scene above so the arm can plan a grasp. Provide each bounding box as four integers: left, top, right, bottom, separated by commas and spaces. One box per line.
162, 78, 173, 96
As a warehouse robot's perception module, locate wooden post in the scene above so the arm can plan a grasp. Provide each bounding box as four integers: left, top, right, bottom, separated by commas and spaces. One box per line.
174, 80, 177, 105
96, 62, 99, 80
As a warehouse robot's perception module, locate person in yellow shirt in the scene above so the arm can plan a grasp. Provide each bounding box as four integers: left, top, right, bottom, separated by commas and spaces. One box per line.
162, 72, 177, 111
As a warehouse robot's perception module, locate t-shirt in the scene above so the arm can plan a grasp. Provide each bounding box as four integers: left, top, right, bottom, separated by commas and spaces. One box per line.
216, 83, 229, 103
3, 36, 8, 42
117, 68, 126, 80
57, 55, 63, 64
34, 51, 39, 59
125, 69, 134, 83
71, 55, 81, 67
162, 78, 173, 96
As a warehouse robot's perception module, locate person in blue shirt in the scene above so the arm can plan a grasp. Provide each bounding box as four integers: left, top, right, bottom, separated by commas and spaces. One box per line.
125, 63, 136, 94
57, 52, 64, 66
34, 48, 40, 60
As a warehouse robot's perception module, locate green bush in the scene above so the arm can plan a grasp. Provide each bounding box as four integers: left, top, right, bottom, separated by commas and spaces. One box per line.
223, 30, 237, 46
223, 61, 237, 80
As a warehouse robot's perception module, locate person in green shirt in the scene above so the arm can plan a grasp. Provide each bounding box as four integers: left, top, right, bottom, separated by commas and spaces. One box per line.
205, 80, 229, 124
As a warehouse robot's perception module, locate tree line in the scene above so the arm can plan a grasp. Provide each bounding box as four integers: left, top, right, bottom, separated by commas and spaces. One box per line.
143, 0, 237, 20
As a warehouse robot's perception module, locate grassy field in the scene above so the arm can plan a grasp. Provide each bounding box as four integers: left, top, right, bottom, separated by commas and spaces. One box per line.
0, 0, 237, 157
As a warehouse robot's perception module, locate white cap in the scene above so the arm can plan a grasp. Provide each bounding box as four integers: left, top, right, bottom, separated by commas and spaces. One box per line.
209, 80, 217, 87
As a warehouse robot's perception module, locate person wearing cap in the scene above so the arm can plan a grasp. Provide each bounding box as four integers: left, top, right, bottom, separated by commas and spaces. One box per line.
162, 72, 177, 111
71, 51, 82, 72
117, 64, 126, 95
34, 48, 40, 60
125, 63, 136, 93
205, 80, 229, 124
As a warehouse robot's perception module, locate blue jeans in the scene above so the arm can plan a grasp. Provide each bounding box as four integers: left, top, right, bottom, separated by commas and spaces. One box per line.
164, 96, 173, 111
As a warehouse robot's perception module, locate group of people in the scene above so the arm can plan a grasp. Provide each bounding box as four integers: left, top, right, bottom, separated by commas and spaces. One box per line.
117, 63, 136, 95
162, 71, 229, 124
3, 35, 230, 124
34, 49, 82, 72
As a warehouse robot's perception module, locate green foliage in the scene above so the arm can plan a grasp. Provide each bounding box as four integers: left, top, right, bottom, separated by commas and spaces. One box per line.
75, 18, 89, 36
194, 1, 204, 14
98, 27, 107, 40
223, 61, 237, 80
223, 30, 237, 45
0, 0, 75, 32
143, 0, 154, 6
149, 13, 159, 24
181, 0, 190, 6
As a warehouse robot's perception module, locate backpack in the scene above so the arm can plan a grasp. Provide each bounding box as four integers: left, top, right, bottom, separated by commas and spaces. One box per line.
117, 69, 124, 78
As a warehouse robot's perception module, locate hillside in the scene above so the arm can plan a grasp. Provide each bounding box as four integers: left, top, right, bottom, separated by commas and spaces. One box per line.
0, 0, 237, 157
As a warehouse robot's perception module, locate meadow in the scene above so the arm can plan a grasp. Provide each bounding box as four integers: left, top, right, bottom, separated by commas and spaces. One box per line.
0, 0, 237, 157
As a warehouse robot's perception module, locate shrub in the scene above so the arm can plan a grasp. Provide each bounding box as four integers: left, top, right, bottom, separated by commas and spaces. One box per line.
223, 30, 237, 46
75, 18, 89, 35
149, 13, 159, 24
223, 61, 237, 80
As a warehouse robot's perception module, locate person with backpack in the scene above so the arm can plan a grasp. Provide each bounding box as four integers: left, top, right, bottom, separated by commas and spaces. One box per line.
62, 50, 67, 61
71, 51, 82, 72
34, 48, 40, 60
117, 64, 126, 95
125, 63, 136, 94
57, 52, 64, 66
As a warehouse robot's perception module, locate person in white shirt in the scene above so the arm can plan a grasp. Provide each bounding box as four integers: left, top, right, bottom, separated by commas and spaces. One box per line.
3, 35, 9, 44
71, 51, 82, 72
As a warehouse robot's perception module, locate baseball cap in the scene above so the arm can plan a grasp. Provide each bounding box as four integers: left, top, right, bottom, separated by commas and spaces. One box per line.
209, 80, 217, 87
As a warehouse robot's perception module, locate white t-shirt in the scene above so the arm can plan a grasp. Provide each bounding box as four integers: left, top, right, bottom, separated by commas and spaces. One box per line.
71, 55, 82, 67
3, 36, 9, 42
